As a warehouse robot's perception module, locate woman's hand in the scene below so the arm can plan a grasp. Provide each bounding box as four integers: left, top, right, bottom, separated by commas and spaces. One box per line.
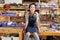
38, 28, 40, 33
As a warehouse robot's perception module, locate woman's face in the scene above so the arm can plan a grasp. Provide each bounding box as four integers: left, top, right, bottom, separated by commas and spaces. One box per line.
30, 5, 35, 13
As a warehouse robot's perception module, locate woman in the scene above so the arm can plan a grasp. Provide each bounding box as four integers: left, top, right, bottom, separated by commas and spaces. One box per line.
25, 3, 40, 40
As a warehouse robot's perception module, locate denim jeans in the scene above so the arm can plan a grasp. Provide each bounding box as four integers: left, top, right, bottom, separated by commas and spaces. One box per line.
25, 32, 40, 40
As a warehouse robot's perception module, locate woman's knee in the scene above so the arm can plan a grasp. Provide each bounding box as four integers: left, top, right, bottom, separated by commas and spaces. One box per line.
26, 32, 30, 36
34, 32, 38, 36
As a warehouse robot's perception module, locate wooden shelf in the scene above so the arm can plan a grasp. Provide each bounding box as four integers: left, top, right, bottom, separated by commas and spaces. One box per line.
0, 16, 8, 22
23, 2, 38, 5
5, 8, 25, 10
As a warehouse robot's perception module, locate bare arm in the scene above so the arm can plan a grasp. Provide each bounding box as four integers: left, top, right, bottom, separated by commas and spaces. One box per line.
36, 12, 40, 32
25, 12, 29, 29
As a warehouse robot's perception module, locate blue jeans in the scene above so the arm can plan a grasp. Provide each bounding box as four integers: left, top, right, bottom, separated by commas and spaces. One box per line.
25, 32, 40, 40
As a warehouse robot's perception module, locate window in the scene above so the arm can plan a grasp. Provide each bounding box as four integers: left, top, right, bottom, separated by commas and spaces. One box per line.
0, 0, 5, 4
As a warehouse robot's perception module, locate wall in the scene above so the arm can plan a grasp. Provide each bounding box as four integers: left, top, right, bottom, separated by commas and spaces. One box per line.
5, 0, 22, 4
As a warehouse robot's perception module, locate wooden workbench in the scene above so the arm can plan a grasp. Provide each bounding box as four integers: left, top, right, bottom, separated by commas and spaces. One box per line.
0, 27, 23, 40
40, 32, 60, 36
39, 27, 60, 36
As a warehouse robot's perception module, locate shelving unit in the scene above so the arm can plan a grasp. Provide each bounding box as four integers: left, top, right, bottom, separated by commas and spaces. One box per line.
0, 0, 60, 29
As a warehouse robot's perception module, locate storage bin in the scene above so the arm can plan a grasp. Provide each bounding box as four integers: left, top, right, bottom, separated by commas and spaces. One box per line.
1, 37, 11, 40
2, 12, 8, 16
8, 12, 16, 16
1, 22, 7, 27
12, 37, 19, 40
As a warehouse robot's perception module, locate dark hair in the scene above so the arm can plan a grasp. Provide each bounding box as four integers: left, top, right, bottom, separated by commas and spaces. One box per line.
29, 3, 36, 9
